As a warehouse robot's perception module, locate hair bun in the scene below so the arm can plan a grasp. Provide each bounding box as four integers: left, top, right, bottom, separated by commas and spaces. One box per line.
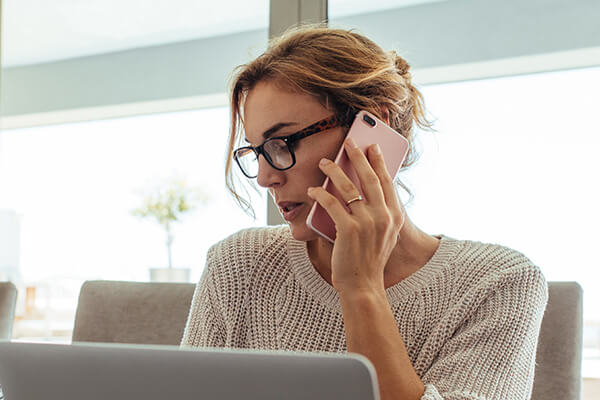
391, 51, 411, 78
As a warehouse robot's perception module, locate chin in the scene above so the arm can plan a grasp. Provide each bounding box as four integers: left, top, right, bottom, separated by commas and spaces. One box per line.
287, 221, 320, 242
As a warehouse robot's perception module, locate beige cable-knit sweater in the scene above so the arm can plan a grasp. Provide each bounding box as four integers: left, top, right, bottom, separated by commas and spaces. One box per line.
182, 225, 548, 400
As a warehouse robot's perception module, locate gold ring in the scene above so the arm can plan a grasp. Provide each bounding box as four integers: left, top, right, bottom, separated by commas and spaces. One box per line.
345, 195, 364, 206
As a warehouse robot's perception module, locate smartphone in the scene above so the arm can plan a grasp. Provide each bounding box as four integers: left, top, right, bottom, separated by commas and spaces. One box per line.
306, 110, 409, 243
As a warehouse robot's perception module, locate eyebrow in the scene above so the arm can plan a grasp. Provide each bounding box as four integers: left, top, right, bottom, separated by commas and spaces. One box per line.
243, 121, 298, 143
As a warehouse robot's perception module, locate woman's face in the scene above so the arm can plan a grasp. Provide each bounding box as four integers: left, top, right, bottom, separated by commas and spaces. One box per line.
243, 80, 346, 241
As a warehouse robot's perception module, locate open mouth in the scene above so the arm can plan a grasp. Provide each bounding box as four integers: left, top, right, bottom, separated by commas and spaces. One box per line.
279, 202, 304, 221
281, 203, 302, 212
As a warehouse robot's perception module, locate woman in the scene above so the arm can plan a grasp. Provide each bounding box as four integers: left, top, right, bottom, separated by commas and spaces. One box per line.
182, 26, 547, 400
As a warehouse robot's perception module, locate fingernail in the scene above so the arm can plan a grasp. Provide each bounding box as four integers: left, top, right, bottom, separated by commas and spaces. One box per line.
346, 138, 358, 148
374, 144, 382, 154
319, 158, 332, 166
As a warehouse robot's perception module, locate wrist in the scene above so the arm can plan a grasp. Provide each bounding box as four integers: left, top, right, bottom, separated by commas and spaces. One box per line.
337, 286, 388, 309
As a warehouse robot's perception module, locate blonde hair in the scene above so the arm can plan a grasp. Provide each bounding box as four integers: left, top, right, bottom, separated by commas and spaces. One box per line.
225, 25, 431, 216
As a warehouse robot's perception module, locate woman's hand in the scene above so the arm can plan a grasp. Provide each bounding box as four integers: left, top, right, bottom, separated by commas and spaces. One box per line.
307, 138, 405, 296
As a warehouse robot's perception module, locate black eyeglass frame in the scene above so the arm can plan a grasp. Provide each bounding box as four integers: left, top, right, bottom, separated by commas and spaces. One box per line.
233, 115, 342, 179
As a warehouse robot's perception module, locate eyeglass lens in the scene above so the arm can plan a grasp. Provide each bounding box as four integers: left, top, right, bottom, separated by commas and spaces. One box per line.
236, 138, 294, 177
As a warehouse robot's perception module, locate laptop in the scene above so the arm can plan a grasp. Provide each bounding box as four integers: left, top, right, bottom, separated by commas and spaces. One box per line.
0, 341, 380, 400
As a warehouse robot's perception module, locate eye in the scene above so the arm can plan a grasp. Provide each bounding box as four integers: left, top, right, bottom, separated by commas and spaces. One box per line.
267, 139, 287, 151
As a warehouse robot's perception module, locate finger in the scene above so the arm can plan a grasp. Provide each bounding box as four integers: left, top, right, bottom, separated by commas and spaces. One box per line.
344, 138, 386, 206
367, 144, 403, 214
307, 186, 356, 227
317, 158, 368, 215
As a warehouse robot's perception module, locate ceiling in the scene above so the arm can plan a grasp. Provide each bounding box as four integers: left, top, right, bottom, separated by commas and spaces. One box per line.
1, 0, 443, 67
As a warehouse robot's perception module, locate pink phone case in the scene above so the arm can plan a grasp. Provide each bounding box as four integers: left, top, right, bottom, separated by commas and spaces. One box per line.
306, 110, 409, 243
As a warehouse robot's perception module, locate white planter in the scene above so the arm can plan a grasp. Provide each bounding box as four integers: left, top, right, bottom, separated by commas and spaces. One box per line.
149, 267, 191, 283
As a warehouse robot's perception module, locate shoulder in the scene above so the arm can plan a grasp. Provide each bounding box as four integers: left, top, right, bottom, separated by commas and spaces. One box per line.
451, 237, 544, 279
207, 225, 290, 264
199, 225, 291, 309
443, 236, 548, 307
205, 225, 291, 281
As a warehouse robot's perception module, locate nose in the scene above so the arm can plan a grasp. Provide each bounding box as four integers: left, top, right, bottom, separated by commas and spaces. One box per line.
256, 155, 285, 188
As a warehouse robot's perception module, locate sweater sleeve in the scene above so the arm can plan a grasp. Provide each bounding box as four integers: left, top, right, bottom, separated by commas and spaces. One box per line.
420, 262, 548, 400
180, 245, 227, 348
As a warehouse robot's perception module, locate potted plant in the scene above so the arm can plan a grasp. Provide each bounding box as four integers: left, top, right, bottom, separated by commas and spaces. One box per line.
131, 177, 207, 282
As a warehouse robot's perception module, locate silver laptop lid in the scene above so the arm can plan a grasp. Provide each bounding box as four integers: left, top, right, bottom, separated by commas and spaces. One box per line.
0, 341, 379, 400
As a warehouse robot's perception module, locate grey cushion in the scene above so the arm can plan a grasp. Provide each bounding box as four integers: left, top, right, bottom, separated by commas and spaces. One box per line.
72, 280, 195, 345
72, 279, 584, 399
532, 282, 583, 400
0, 282, 17, 340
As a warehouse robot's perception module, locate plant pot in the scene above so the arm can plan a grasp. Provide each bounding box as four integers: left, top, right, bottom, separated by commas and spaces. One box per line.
149, 267, 191, 283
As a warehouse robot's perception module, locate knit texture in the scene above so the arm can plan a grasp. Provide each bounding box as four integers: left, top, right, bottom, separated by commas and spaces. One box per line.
182, 226, 548, 400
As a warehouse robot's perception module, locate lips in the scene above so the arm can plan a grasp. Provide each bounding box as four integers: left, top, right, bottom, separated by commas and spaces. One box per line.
277, 201, 304, 222
278, 202, 302, 212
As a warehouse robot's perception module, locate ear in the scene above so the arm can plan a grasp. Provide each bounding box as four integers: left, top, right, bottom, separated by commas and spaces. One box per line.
379, 106, 391, 125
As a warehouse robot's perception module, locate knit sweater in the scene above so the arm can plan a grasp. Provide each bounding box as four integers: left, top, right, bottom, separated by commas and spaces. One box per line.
182, 225, 548, 400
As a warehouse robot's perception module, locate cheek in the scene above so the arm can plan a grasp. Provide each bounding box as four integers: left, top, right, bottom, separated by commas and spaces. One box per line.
295, 133, 344, 168
295, 157, 326, 186
292, 129, 346, 184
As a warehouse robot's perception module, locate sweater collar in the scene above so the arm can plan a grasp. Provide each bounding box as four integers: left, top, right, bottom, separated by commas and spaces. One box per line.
286, 231, 460, 311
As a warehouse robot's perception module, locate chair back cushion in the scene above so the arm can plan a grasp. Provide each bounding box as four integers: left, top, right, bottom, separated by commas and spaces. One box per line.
73, 280, 585, 397
532, 281, 583, 400
0, 282, 17, 339
72, 280, 195, 345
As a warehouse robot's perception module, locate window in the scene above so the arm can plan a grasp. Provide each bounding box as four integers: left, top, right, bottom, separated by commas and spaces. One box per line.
403, 66, 600, 376
0, 107, 266, 340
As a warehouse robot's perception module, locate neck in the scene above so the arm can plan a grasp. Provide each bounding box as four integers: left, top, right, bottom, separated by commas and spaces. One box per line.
306, 216, 440, 288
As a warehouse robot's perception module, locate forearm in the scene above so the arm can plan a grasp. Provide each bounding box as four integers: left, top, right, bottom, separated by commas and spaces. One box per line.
340, 289, 425, 400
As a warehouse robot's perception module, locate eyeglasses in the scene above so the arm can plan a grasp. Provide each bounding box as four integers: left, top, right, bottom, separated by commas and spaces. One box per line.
233, 115, 341, 178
